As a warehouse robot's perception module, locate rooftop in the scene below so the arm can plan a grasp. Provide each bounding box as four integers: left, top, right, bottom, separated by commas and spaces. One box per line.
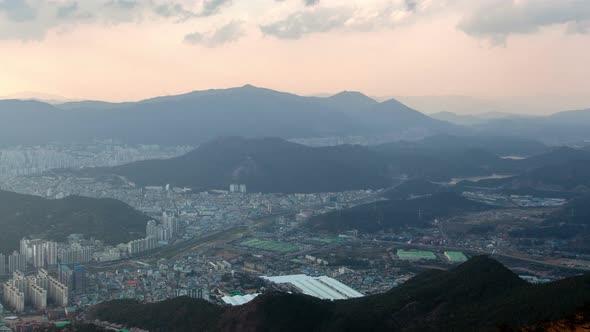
262, 274, 364, 300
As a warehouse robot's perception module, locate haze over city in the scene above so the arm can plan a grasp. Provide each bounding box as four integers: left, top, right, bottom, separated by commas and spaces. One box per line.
2, 1, 590, 331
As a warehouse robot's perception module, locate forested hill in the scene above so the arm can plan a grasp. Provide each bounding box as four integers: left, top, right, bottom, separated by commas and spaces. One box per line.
85, 256, 590, 332
0, 190, 149, 253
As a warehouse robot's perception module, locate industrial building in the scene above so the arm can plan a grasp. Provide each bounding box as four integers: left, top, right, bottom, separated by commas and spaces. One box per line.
261, 274, 364, 300
222, 293, 259, 306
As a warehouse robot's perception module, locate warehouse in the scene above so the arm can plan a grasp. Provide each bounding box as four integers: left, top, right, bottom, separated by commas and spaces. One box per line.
261, 274, 364, 300
222, 293, 260, 306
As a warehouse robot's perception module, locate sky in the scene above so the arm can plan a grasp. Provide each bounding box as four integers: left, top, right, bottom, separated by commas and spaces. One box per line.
0, 0, 590, 111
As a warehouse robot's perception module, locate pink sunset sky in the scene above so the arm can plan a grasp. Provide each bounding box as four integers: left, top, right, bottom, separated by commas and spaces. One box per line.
1, 0, 589, 112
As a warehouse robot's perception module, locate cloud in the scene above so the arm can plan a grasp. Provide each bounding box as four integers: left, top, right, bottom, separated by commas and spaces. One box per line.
274, 0, 321, 6
260, 7, 350, 39
404, 0, 417, 12
260, 1, 425, 40
153, 2, 197, 22
457, 0, 590, 44
0, 0, 235, 41
0, 0, 37, 22
201, 0, 231, 16
56, 2, 78, 19
184, 20, 244, 47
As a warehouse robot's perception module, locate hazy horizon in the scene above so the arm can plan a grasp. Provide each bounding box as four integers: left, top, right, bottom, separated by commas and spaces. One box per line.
1, 0, 589, 113
3, 86, 589, 116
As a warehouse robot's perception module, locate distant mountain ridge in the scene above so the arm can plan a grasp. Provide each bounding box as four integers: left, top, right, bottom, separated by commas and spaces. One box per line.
0, 85, 458, 146
89, 136, 393, 193
85, 256, 590, 332
77, 134, 576, 193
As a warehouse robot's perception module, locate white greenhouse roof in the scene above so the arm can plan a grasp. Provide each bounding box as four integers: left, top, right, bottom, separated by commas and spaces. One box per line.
222, 293, 260, 306
261, 274, 364, 300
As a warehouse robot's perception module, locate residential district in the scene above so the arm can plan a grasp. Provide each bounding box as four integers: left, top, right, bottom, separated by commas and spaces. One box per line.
0, 165, 587, 331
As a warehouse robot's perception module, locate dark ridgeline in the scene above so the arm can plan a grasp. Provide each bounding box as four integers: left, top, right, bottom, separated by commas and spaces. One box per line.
473, 107, 590, 145
75, 134, 564, 193
84, 256, 590, 332
0, 190, 149, 254
468, 159, 590, 192
99, 136, 393, 193
310, 192, 494, 233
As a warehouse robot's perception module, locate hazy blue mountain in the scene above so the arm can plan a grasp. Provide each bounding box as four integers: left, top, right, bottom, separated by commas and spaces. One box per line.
90, 137, 393, 193
375, 134, 547, 156
470, 159, 590, 194
57, 100, 132, 111
0, 85, 459, 145
474, 111, 590, 145
548, 108, 590, 123
82, 134, 547, 193
311, 91, 379, 114
362, 98, 458, 132
429, 111, 530, 126
518, 147, 590, 169
430, 111, 486, 125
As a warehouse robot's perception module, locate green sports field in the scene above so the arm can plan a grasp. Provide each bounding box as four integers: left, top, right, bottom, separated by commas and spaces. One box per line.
445, 251, 468, 263
397, 249, 437, 260
240, 238, 302, 253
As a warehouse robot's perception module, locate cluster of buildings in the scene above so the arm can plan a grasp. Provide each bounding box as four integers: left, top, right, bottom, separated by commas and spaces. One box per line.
229, 184, 247, 194
147, 213, 179, 243
0, 239, 93, 276
128, 216, 183, 256
0, 142, 191, 179
2, 269, 70, 313
127, 237, 158, 256
462, 191, 567, 207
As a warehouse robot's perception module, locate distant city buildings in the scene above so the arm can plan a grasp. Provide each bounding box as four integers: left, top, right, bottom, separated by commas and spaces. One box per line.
229, 184, 247, 193
146, 213, 179, 244
128, 237, 158, 255
0, 253, 6, 275
0, 142, 191, 179
2, 269, 69, 312
58, 264, 87, 294
8, 251, 26, 274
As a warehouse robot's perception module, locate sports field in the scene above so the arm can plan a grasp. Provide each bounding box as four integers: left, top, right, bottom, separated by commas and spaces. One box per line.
240, 238, 302, 253
397, 249, 437, 260
444, 251, 468, 263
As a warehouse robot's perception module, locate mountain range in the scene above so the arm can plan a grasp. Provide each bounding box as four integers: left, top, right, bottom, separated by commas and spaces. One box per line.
2, 85, 590, 146
0, 190, 149, 254
83, 136, 393, 193
83, 256, 590, 332
0, 85, 457, 146
467, 158, 590, 193
73, 135, 590, 193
